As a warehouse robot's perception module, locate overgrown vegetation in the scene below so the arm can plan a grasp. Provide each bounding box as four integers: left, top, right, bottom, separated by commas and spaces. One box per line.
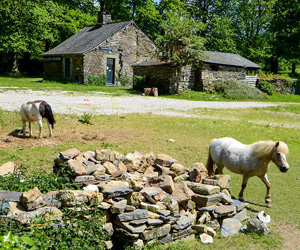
210, 80, 267, 100
0, 165, 78, 193
257, 80, 276, 95
85, 74, 106, 86
79, 112, 93, 125
117, 72, 130, 86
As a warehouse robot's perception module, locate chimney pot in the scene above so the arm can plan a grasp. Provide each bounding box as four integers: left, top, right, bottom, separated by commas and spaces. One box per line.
98, 11, 111, 25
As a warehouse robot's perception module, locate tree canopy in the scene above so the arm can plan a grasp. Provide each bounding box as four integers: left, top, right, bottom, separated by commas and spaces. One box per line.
0, 0, 298, 74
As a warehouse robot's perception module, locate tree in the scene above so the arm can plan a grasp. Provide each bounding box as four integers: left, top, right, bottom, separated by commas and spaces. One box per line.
271, 0, 300, 74
155, 13, 206, 92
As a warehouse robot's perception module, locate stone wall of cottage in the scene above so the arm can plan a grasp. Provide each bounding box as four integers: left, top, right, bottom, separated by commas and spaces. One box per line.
43, 55, 84, 83
257, 78, 296, 94
133, 65, 196, 94
201, 64, 247, 90
83, 23, 156, 84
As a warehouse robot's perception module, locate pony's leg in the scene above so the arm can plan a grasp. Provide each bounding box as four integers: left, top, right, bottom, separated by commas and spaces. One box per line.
238, 175, 249, 202
22, 121, 26, 137
259, 174, 271, 207
29, 122, 33, 137
47, 120, 52, 137
37, 119, 43, 138
215, 165, 224, 175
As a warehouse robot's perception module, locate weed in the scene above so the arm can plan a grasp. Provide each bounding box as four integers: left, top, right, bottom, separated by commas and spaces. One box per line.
80, 112, 93, 125
257, 80, 276, 95
117, 72, 130, 86
85, 74, 106, 86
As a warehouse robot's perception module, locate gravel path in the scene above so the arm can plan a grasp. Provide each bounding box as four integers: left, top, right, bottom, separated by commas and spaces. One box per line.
0, 89, 277, 117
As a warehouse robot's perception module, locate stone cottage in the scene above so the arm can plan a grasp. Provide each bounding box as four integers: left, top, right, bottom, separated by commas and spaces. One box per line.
132, 51, 262, 94
42, 12, 156, 84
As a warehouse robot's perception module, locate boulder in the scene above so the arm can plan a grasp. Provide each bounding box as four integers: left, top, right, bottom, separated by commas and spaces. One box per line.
185, 181, 220, 195
171, 182, 194, 204
141, 224, 171, 240
247, 218, 269, 235
221, 218, 242, 237
67, 159, 87, 176
170, 163, 188, 176
19, 187, 44, 211
189, 163, 208, 182
103, 161, 118, 175
148, 175, 174, 194
192, 193, 223, 207
154, 154, 177, 167
87, 164, 105, 175
0, 162, 16, 176
56, 190, 89, 207
214, 204, 236, 217
59, 148, 81, 160
95, 149, 116, 162
204, 175, 231, 189
141, 187, 164, 204
111, 200, 127, 214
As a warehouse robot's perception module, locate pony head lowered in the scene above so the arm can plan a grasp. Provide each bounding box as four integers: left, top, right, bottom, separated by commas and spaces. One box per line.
251, 140, 289, 173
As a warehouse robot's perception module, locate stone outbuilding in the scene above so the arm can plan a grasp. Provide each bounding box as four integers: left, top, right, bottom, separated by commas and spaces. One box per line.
133, 51, 262, 94
42, 13, 156, 84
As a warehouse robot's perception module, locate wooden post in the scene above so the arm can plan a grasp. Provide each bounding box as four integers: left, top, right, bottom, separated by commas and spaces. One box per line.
151, 87, 158, 97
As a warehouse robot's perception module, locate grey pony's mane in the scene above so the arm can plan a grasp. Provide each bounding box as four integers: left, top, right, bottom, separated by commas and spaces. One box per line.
250, 141, 289, 158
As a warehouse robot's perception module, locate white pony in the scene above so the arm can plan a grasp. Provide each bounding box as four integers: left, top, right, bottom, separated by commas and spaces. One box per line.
206, 137, 289, 207
20, 100, 55, 138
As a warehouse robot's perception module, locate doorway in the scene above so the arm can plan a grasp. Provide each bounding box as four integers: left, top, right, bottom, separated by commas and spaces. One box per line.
65, 58, 70, 77
106, 58, 115, 84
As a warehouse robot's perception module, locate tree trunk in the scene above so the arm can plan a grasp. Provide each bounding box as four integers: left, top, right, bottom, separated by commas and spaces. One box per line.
270, 58, 278, 74
12, 52, 20, 74
292, 62, 296, 74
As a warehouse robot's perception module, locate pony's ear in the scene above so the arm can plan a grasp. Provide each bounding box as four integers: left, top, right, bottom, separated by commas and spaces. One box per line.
275, 142, 280, 148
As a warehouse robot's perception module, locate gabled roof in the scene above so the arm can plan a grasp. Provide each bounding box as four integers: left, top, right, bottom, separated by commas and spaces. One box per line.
133, 51, 262, 69
43, 21, 134, 56
202, 51, 262, 69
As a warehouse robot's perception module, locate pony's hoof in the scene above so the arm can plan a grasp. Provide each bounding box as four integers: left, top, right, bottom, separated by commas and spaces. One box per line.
239, 197, 245, 202
266, 200, 272, 208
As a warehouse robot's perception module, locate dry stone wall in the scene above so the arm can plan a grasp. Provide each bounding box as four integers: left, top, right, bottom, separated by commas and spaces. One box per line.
1, 148, 266, 249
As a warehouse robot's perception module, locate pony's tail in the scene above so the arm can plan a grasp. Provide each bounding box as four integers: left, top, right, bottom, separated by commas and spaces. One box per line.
206, 146, 214, 176
45, 104, 55, 128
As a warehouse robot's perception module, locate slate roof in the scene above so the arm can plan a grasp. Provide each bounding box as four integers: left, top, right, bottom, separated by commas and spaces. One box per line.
43, 21, 134, 56
202, 51, 262, 69
133, 51, 261, 69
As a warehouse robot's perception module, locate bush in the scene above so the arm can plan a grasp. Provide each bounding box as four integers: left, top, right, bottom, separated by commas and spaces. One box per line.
211, 80, 267, 100
257, 80, 276, 95
133, 75, 148, 91
79, 112, 93, 125
85, 74, 106, 86
117, 72, 130, 86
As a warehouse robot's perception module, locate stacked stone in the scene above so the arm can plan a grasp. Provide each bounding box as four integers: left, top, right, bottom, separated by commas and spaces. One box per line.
0, 148, 250, 249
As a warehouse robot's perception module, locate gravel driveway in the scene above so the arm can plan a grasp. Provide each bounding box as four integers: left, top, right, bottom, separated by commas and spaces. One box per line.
0, 89, 277, 117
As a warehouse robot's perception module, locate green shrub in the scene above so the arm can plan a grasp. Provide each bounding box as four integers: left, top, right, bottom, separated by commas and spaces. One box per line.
85, 74, 106, 86
117, 72, 130, 86
79, 112, 93, 124
211, 80, 267, 100
133, 75, 148, 91
257, 80, 276, 95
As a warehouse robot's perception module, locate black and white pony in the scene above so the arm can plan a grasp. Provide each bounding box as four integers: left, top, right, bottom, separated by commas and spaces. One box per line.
20, 100, 55, 138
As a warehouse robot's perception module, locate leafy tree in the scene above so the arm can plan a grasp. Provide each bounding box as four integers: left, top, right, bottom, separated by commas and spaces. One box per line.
205, 16, 237, 53
270, 0, 300, 74
155, 13, 206, 92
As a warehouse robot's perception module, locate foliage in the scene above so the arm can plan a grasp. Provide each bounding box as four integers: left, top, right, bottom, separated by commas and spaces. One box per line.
85, 74, 106, 86
79, 112, 93, 125
0, 231, 36, 249
27, 207, 106, 249
257, 80, 276, 95
211, 80, 267, 100
0, 165, 78, 193
155, 12, 206, 93
116, 72, 130, 86
133, 75, 149, 91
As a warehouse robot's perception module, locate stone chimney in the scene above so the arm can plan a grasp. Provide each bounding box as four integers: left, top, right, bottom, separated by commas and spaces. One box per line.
98, 11, 111, 25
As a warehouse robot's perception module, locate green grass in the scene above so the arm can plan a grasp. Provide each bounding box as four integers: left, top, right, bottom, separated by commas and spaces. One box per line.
0, 76, 137, 96
1, 76, 300, 102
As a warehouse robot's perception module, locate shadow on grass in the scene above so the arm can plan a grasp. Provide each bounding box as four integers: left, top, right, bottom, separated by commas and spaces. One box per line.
8, 129, 24, 138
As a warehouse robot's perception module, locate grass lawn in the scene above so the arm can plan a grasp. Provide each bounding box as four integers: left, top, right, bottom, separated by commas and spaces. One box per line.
1, 76, 300, 102
0, 104, 300, 249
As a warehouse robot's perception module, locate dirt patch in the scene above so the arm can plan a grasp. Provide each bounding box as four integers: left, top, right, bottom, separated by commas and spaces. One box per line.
274, 223, 300, 250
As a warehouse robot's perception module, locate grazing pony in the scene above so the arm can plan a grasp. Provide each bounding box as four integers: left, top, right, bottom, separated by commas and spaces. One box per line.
206, 137, 289, 207
20, 100, 55, 138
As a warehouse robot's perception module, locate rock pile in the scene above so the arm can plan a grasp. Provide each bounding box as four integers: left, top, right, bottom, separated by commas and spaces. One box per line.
0, 148, 251, 249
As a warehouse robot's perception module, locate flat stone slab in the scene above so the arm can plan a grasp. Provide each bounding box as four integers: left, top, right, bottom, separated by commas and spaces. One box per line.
129, 218, 148, 226
74, 175, 95, 183
60, 148, 81, 160
141, 224, 171, 240
214, 204, 236, 217
0, 190, 22, 202
192, 193, 223, 207
185, 181, 220, 195
233, 208, 248, 222
114, 219, 147, 234
232, 199, 249, 211
221, 218, 242, 237
172, 215, 193, 230
116, 209, 149, 222
102, 187, 133, 199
